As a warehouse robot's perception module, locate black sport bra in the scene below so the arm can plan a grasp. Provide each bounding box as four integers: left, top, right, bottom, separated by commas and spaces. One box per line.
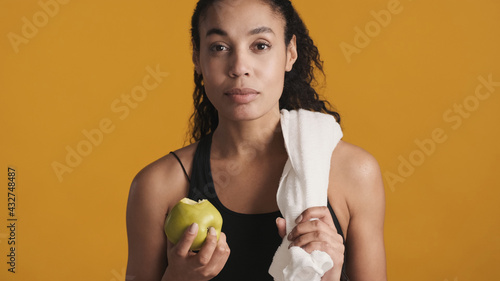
170, 133, 346, 280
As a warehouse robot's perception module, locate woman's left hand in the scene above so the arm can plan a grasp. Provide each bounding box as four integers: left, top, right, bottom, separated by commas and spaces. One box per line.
276, 206, 345, 281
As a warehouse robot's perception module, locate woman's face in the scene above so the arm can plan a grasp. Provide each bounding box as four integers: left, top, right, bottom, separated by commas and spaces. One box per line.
194, 0, 297, 122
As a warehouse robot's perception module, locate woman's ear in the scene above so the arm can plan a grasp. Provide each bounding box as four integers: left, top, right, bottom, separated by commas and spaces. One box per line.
285, 35, 298, 72
192, 49, 201, 74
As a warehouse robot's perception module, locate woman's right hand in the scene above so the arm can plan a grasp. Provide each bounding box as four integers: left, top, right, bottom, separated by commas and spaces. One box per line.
162, 223, 230, 281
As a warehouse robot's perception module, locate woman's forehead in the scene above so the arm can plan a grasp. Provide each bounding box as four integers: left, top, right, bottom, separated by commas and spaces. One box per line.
199, 0, 285, 35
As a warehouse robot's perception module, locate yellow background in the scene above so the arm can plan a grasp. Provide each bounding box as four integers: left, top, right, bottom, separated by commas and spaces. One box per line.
1, 0, 499, 280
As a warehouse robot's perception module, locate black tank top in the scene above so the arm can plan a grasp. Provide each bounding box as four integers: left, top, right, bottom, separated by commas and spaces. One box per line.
172, 133, 345, 280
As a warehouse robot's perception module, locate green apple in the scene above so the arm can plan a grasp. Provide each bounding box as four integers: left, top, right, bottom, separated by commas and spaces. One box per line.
164, 198, 223, 251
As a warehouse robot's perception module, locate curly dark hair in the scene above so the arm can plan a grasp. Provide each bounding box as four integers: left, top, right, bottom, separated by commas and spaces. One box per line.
189, 0, 341, 143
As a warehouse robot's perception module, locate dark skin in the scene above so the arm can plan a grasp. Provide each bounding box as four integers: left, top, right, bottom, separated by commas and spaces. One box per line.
164, 224, 230, 280
126, 138, 386, 281
126, 0, 386, 280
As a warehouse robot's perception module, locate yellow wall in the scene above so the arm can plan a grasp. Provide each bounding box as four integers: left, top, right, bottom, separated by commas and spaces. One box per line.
1, 0, 498, 280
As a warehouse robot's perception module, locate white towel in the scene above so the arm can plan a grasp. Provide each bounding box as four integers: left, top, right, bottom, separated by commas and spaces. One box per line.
269, 109, 343, 281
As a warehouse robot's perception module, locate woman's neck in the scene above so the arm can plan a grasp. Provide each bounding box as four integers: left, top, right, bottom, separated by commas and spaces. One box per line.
211, 110, 286, 159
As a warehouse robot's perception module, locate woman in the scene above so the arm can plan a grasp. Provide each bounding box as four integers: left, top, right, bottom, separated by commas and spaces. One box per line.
126, 0, 387, 280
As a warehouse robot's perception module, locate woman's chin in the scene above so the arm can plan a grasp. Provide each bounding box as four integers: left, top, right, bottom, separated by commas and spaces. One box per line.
219, 106, 280, 124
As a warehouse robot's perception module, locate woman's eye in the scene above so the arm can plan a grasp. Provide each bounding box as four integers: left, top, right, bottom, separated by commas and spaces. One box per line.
210, 44, 228, 52
255, 43, 270, 51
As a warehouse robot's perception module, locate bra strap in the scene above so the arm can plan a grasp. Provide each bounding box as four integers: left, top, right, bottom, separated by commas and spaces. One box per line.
170, 151, 190, 183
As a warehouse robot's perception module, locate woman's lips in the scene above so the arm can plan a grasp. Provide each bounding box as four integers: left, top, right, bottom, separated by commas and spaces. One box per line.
224, 88, 259, 103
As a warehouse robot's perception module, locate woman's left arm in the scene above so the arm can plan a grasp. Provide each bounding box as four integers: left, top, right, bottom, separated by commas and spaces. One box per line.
278, 142, 387, 281
340, 145, 387, 281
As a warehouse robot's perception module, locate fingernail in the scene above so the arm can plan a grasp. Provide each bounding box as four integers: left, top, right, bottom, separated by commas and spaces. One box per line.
287, 232, 293, 241
295, 215, 302, 224
188, 223, 198, 234
209, 227, 216, 236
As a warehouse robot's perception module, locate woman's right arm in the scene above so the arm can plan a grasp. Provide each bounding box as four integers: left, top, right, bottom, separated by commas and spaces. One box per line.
125, 154, 230, 281
126, 159, 176, 281
163, 223, 230, 281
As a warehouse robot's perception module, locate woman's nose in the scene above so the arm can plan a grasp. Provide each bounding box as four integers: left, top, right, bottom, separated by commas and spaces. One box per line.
228, 49, 251, 78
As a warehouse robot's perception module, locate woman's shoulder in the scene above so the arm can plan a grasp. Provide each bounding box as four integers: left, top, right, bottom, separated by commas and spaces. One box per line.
128, 142, 199, 212
330, 140, 385, 207
332, 141, 381, 181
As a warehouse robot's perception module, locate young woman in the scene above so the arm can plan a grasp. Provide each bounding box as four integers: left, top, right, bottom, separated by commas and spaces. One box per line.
126, 0, 387, 280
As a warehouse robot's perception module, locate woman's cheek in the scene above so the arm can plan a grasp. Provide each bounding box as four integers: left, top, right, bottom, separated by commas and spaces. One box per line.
266, 60, 287, 86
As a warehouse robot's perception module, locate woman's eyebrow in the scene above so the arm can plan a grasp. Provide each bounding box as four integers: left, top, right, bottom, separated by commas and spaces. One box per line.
205, 26, 275, 37
206, 28, 227, 37
248, 26, 274, 35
